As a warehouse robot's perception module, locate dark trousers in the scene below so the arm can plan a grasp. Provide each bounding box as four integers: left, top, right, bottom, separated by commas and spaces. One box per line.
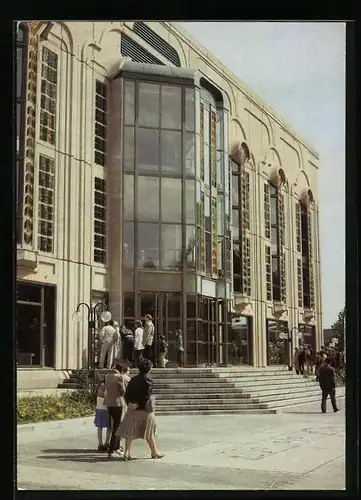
299, 362, 305, 374
177, 350, 184, 367
107, 406, 122, 455
144, 344, 153, 363
321, 388, 338, 413
134, 349, 143, 367
123, 338, 134, 364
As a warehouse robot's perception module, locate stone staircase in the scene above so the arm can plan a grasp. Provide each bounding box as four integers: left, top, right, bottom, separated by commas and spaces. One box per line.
58, 366, 322, 415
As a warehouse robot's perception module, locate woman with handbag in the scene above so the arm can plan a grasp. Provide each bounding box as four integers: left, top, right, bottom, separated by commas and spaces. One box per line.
116, 358, 164, 461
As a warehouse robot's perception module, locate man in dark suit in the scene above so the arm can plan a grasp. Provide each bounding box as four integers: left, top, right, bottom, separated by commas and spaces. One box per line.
318, 357, 340, 413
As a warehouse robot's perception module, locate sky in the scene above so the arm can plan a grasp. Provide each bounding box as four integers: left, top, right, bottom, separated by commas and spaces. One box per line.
179, 22, 345, 328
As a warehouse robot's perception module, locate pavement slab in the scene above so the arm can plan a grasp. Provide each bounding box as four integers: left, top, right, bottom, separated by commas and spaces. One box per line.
17, 399, 345, 491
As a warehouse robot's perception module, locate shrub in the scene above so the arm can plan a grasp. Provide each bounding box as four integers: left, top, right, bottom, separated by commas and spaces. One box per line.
17, 392, 94, 424
71, 369, 100, 405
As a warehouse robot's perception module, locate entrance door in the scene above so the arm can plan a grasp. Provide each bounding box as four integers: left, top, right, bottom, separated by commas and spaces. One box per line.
17, 303, 41, 366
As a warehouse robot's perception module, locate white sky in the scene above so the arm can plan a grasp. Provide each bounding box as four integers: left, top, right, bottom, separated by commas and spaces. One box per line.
178, 22, 345, 328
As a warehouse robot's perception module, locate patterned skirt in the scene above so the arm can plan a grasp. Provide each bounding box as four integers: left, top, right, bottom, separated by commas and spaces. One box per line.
116, 409, 156, 440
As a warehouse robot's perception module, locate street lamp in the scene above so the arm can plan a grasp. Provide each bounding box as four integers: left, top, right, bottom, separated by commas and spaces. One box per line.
73, 301, 111, 369
278, 326, 301, 371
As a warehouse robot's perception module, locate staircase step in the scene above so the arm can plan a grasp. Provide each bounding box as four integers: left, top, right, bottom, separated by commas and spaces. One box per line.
155, 403, 266, 410
154, 392, 251, 400
154, 398, 266, 407
156, 408, 277, 415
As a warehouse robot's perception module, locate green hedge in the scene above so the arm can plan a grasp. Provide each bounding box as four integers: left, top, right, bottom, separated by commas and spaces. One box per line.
17, 392, 94, 424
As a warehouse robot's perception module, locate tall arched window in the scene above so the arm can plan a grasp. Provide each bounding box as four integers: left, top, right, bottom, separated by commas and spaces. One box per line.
16, 22, 29, 243
300, 201, 311, 308
270, 183, 281, 301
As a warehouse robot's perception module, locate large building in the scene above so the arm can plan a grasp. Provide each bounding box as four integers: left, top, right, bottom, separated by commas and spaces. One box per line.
16, 21, 322, 371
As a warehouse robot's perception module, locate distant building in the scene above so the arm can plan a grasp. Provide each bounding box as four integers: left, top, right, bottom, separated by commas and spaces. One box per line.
16, 21, 322, 371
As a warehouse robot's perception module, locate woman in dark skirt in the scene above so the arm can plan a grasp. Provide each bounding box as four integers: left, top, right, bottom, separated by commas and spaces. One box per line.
116, 359, 164, 461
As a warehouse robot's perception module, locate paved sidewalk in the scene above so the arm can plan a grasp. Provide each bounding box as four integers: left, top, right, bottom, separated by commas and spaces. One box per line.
17, 398, 345, 491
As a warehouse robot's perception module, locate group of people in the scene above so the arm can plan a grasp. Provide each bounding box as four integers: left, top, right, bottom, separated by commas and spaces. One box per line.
94, 358, 164, 460
98, 314, 184, 369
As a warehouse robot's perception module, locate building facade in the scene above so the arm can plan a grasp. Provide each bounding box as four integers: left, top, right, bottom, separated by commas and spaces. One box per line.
16, 21, 323, 370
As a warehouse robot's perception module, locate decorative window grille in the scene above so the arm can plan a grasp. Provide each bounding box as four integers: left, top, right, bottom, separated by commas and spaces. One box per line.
94, 81, 108, 166
120, 33, 163, 65
38, 155, 55, 253
280, 252, 286, 303
243, 237, 251, 296
265, 245, 272, 301
297, 258, 303, 307
40, 48, 58, 145
94, 178, 107, 264
308, 210, 315, 309
133, 22, 181, 66
241, 170, 250, 230
296, 202, 301, 252
264, 183, 270, 238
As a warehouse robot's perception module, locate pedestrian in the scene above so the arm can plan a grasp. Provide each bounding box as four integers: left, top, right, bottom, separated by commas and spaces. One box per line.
293, 347, 300, 374
298, 345, 306, 375
318, 357, 340, 413
121, 326, 135, 366
305, 344, 313, 374
113, 321, 122, 361
104, 362, 127, 458
134, 320, 144, 367
94, 377, 111, 452
158, 335, 169, 368
175, 329, 184, 368
116, 359, 164, 460
143, 314, 155, 363
315, 351, 322, 381
99, 320, 118, 369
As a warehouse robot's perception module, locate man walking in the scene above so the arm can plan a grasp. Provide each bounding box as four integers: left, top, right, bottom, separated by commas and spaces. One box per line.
318, 357, 340, 413
143, 314, 155, 363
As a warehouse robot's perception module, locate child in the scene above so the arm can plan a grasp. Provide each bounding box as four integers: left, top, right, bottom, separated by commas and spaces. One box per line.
94, 378, 111, 452
158, 335, 169, 368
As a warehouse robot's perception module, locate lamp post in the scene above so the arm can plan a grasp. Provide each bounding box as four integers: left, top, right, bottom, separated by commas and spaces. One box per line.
73, 301, 110, 369
278, 326, 300, 371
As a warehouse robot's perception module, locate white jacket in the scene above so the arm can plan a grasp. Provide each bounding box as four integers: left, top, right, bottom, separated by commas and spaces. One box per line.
134, 327, 144, 350
100, 325, 117, 344
144, 321, 155, 346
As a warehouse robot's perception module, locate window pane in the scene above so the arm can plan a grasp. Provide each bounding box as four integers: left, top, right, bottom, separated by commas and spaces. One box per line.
186, 180, 195, 223
270, 197, 278, 225
217, 238, 225, 277
17, 47, 23, 99
185, 88, 195, 131
168, 293, 181, 317
216, 109, 223, 150
205, 232, 212, 275
185, 133, 195, 176
161, 224, 182, 270
233, 243, 241, 276
187, 296, 197, 318
124, 127, 134, 171
138, 83, 159, 128
204, 195, 211, 233
217, 196, 224, 235
204, 144, 210, 186
271, 227, 278, 255
161, 85, 181, 130
161, 130, 182, 173
204, 107, 210, 144
232, 209, 239, 240
123, 222, 134, 267
17, 102, 21, 140
232, 175, 239, 206
124, 80, 135, 125
217, 151, 224, 191
137, 128, 159, 172
137, 176, 159, 221
161, 178, 182, 223
123, 175, 134, 220
186, 225, 196, 269
124, 292, 135, 317
138, 223, 159, 269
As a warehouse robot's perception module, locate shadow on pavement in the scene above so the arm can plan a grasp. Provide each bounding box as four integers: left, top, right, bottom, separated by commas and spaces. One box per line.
41, 449, 102, 454
37, 454, 146, 463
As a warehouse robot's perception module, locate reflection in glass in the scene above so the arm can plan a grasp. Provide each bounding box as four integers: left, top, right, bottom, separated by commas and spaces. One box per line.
217, 196, 224, 235
137, 176, 159, 221
123, 127, 135, 171
186, 180, 195, 223
185, 88, 195, 131
271, 227, 278, 255
185, 133, 195, 176
232, 209, 239, 240
217, 151, 224, 190
233, 243, 241, 292
161, 130, 182, 173
138, 83, 159, 128
185, 225, 196, 269
123, 175, 134, 220
138, 223, 159, 269
204, 195, 211, 232
232, 175, 239, 206
161, 178, 182, 223
216, 109, 223, 150
161, 85, 181, 130
270, 197, 278, 225
123, 222, 134, 267
217, 239, 225, 277
204, 144, 210, 186
137, 128, 159, 172
124, 80, 135, 125
203, 107, 210, 144
205, 232, 212, 275
161, 224, 182, 270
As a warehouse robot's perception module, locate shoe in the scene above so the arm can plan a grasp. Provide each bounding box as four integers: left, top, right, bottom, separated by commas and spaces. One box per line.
109, 450, 123, 459
151, 453, 165, 459
334, 409, 340, 412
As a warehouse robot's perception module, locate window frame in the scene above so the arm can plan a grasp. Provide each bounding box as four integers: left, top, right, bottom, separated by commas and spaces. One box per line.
93, 177, 107, 265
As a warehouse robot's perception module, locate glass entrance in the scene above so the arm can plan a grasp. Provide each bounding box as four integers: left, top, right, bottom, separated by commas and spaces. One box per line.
230, 315, 253, 365
266, 319, 288, 365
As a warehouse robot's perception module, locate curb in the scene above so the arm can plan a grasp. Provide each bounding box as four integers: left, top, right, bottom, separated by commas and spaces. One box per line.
17, 416, 93, 434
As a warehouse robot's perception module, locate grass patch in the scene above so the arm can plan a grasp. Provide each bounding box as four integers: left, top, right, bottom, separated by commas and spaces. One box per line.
17, 392, 94, 424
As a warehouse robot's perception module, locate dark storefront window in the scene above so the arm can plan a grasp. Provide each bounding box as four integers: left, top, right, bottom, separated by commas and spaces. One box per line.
16, 23, 29, 243
267, 319, 288, 365
230, 316, 253, 365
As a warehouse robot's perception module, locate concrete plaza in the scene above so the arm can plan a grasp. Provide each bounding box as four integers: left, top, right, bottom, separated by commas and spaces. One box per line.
17, 398, 345, 491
